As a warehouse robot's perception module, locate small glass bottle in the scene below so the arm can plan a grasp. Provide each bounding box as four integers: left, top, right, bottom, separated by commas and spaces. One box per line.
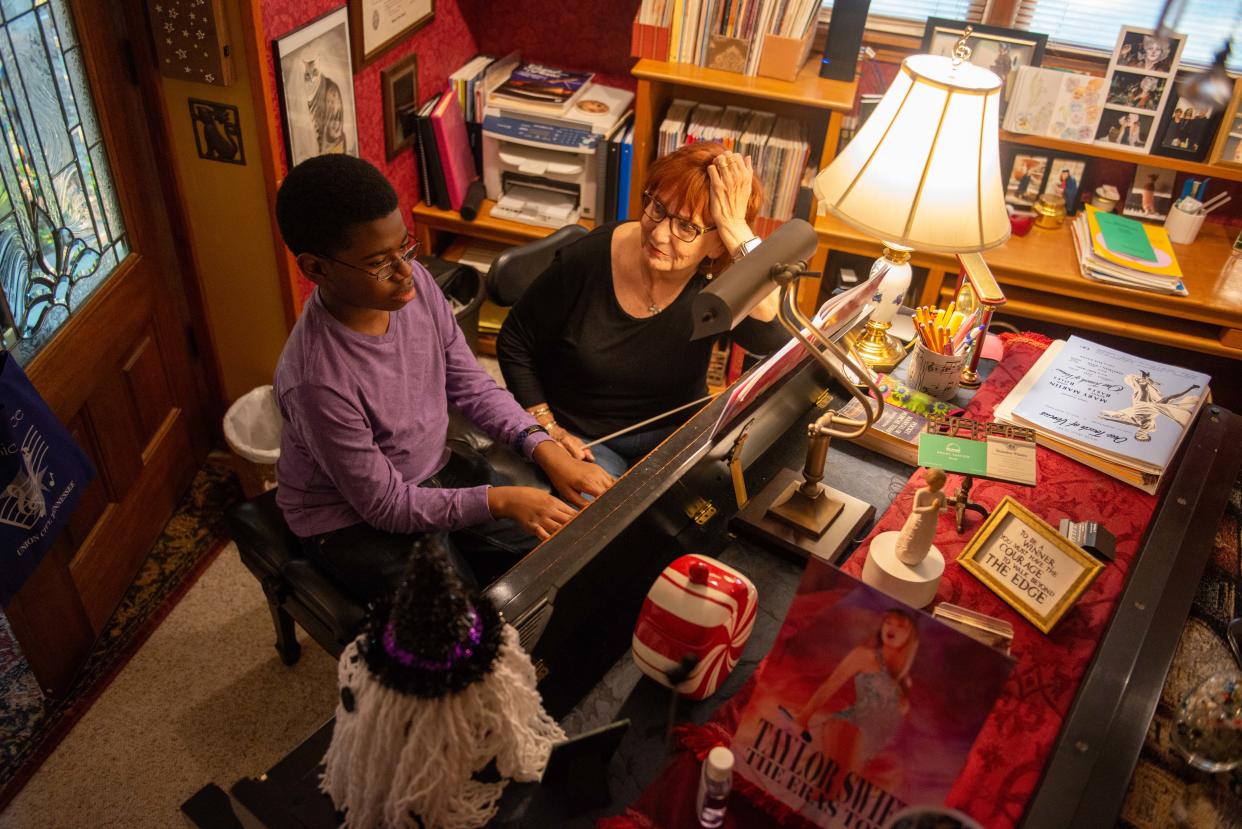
696, 746, 734, 828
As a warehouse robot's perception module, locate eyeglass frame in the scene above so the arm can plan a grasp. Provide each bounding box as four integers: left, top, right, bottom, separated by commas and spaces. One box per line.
641, 191, 717, 243
318, 238, 422, 282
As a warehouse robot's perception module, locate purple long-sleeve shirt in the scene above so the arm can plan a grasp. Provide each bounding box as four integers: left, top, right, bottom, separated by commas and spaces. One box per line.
274, 262, 549, 537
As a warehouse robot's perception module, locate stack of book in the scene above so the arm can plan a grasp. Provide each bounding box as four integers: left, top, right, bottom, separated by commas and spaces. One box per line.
631, 0, 818, 80
1069, 206, 1187, 296
413, 89, 477, 212
658, 99, 811, 233
995, 336, 1210, 493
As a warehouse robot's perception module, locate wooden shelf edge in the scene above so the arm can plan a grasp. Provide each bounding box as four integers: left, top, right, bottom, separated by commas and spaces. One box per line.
999, 130, 1242, 183
632, 56, 856, 111
412, 199, 594, 247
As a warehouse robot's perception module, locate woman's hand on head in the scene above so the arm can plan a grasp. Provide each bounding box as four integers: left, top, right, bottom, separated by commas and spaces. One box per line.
487, 486, 577, 541
707, 152, 756, 256
532, 441, 615, 507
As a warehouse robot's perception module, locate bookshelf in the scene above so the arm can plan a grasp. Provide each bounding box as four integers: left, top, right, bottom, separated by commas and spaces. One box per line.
412, 198, 594, 254
631, 56, 857, 314
814, 212, 1242, 359
999, 130, 1242, 183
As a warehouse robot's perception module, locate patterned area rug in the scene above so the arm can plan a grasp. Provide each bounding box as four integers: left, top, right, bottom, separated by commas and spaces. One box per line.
0, 454, 242, 811
1120, 473, 1242, 828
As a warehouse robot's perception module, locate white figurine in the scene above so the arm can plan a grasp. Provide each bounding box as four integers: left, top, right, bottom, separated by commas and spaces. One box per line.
862, 468, 948, 608
895, 468, 947, 566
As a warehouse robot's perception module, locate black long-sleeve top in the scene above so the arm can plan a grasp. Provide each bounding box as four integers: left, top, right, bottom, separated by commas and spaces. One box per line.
496, 222, 789, 440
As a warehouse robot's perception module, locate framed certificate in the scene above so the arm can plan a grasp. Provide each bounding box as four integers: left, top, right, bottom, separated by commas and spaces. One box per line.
958, 496, 1103, 634
349, 0, 434, 71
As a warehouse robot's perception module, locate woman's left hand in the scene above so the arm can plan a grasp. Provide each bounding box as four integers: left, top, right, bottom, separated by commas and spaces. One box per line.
707, 152, 755, 258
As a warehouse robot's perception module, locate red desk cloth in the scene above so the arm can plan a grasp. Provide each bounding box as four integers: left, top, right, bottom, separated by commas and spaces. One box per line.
599, 334, 1160, 829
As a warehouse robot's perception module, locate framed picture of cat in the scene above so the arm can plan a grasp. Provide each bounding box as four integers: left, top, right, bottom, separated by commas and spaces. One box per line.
350, 0, 434, 71
273, 7, 360, 167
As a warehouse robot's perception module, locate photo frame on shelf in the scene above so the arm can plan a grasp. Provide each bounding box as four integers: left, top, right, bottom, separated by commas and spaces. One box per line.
349, 0, 434, 71
381, 52, 419, 160
1096, 27, 1185, 154
1123, 163, 1177, 221
1209, 77, 1242, 167
1039, 155, 1089, 215
1003, 150, 1050, 209
273, 7, 359, 168
920, 19, 1047, 119
1152, 71, 1227, 162
958, 497, 1103, 634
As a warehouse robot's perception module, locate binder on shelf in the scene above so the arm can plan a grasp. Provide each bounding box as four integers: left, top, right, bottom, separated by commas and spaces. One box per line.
431, 88, 479, 211
616, 123, 635, 220
755, 29, 814, 82
415, 93, 451, 211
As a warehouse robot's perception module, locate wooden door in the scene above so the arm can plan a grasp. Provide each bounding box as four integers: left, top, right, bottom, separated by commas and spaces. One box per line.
1, 1, 213, 695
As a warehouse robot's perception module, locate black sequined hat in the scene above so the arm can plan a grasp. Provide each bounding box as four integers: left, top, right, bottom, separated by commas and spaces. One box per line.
359, 536, 503, 698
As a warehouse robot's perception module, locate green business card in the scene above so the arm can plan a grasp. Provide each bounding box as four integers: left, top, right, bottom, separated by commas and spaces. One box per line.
917, 432, 988, 477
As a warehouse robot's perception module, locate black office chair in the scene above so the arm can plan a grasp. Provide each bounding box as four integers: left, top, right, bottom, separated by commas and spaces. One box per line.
486, 223, 590, 307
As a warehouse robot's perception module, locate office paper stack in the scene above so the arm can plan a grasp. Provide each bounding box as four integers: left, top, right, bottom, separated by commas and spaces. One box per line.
657, 101, 808, 232
1069, 205, 1187, 296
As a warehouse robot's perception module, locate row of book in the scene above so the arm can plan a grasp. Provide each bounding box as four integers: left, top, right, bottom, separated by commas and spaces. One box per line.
632, 0, 817, 78
413, 90, 476, 212
657, 99, 812, 230
596, 116, 636, 223
1069, 205, 1187, 295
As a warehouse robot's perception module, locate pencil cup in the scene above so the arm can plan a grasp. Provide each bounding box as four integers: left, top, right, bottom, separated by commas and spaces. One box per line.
1164, 202, 1206, 245
908, 342, 966, 401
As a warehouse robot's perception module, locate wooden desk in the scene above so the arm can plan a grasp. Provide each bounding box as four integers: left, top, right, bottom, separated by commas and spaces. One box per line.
814, 213, 1242, 359
412, 198, 594, 254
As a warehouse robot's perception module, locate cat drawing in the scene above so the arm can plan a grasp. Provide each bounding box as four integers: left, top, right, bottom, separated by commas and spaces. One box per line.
302, 57, 347, 155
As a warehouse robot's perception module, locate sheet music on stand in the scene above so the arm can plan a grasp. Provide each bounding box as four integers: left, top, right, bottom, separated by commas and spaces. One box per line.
710, 270, 884, 439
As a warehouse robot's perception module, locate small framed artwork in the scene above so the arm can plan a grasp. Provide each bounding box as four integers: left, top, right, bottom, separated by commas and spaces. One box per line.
1123, 164, 1177, 221
958, 496, 1104, 634
1152, 72, 1226, 162
1097, 27, 1185, 154
1094, 108, 1157, 150
381, 52, 419, 159
1209, 78, 1242, 167
188, 99, 244, 165
273, 7, 359, 167
349, 0, 434, 71
1040, 156, 1088, 214
1004, 151, 1049, 208
921, 19, 1047, 119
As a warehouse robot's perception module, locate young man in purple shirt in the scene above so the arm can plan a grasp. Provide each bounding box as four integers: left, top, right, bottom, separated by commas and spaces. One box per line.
273, 155, 613, 605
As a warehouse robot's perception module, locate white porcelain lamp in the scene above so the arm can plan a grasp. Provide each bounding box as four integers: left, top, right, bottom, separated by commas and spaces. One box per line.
816, 47, 1011, 371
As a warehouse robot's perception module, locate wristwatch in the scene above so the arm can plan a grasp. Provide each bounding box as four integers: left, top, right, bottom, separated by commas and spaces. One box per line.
734, 237, 761, 259
514, 423, 549, 455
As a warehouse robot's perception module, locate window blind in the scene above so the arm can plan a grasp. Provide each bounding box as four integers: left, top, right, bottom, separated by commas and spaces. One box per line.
820, 0, 981, 25
1023, 0, 1242, 71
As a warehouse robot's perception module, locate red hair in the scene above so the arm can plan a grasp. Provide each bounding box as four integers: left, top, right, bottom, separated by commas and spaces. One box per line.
644, 142, 763, 226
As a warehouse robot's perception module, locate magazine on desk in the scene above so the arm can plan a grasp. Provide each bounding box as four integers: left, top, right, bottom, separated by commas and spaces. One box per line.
730, 561, 1013, 828
996, 337, 1209, 490
491, 62, 593, 110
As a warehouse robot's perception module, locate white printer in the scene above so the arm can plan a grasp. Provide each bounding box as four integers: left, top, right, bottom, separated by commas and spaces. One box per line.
482, 82, 633, 227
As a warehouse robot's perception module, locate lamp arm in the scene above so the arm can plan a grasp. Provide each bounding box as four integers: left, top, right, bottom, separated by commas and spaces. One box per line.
776, 279, 886, 440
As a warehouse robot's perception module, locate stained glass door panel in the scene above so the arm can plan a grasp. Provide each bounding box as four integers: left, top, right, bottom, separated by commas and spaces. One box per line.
0, 0, 127, 362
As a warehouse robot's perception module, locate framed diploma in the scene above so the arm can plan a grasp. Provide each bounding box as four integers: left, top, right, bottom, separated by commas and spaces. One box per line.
349, 0, 434, 71
958, 496, 1103, 634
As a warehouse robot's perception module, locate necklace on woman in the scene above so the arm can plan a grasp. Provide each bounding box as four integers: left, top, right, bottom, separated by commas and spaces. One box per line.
643, 272, 661, 315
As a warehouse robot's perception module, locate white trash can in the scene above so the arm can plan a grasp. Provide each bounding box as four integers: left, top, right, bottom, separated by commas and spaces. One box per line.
222, 385, 281, 498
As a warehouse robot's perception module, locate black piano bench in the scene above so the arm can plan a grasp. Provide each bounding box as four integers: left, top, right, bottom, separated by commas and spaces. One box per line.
227, 490, 365, 665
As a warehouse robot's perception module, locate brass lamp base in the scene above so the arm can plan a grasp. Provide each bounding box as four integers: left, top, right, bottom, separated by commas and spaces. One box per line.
767, 478, 844, 535
959, 367, 982, 389
846, 319, 906, 373
731, 469, 875, 563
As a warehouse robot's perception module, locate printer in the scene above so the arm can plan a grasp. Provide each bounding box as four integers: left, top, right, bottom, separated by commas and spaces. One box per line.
482, 83, 633, 227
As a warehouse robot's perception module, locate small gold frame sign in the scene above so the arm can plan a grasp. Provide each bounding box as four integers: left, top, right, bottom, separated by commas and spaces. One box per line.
958, 497, 1103, 634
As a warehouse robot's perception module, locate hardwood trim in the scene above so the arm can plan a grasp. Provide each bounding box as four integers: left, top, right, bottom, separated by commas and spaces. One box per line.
238, 0, 301, 326
981, 0, 1022, 27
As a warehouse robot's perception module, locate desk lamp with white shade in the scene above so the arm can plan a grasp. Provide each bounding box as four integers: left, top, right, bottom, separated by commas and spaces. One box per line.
818, 31, 1012, 373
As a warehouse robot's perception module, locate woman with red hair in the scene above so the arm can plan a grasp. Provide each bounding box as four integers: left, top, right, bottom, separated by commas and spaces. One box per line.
497, 143, 787, 477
